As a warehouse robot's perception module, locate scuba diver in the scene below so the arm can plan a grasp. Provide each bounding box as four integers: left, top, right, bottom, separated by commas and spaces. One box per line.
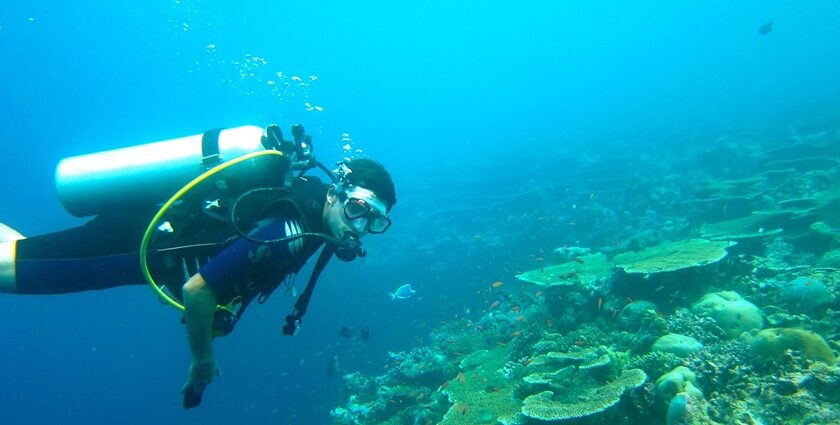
0, 123, 396, 409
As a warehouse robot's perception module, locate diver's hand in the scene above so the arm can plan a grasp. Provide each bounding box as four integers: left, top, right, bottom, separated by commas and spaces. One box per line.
181, 360, 221, 409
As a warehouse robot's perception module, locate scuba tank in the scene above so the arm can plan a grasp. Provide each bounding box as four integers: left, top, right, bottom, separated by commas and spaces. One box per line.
55, 125, 274, 217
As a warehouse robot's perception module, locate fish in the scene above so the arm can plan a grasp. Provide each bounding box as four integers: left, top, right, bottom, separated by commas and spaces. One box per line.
759, 21, 774, 35
326, 354, 339, 378
360, 325, 370, 341
488, 300, 501, 310
338, 326, 353, 339
492, 281, 504, 288
390, 284, 416, 300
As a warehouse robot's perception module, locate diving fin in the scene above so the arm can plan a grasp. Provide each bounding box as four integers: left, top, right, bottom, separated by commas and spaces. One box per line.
183, 385, 203, 409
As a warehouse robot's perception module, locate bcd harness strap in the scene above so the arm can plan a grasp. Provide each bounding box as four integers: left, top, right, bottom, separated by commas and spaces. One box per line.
282, 244, 335, 336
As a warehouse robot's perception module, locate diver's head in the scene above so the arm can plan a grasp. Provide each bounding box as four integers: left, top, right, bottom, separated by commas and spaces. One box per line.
323, 158, 396, 241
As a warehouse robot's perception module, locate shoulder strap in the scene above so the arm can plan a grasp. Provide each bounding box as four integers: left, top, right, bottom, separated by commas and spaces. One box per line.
282, 244, 334, 336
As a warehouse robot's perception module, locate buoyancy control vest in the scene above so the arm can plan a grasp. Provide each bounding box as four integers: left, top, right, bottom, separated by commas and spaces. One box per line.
147, 175, 328, 304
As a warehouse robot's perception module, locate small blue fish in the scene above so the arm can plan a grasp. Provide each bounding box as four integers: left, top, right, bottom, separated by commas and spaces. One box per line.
389, 284, 416, 300
759, 21, 774, 36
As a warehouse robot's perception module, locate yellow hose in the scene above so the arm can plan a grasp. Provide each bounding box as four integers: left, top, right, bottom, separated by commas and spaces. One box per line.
139, 150, 285, 312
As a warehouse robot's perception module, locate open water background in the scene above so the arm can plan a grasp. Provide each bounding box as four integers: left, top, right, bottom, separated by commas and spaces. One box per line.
1, 1, 839, 424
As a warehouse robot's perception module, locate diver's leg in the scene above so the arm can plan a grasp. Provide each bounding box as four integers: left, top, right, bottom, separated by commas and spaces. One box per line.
9, 212, 152, 294
0, 224, 24, 293
15, 252, 146, 294
0, 240, 18, 293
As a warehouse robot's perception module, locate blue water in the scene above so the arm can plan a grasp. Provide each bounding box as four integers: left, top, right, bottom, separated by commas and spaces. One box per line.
1, 1, 839, 424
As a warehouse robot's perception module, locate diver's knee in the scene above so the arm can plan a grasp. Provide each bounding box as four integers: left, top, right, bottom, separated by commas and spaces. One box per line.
0, 240, 19, 293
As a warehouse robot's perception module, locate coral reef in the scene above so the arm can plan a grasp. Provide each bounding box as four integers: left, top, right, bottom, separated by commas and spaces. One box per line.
691, 291, 764, 339
520, 368, 646, 422
331, 128, 840, 425
613, 239, 736, 274
652, 334, 704, 358
515, 253, 614, 287
744, 327, 835, 365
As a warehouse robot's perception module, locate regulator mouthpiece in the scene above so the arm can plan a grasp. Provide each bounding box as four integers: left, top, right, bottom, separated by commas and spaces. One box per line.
335, 233, 366, 262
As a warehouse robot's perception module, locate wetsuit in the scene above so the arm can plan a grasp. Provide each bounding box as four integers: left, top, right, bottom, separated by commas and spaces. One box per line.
14, 177, 328, 307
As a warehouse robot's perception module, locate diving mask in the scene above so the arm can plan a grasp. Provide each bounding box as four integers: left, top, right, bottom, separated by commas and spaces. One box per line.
341, 186, 391, 234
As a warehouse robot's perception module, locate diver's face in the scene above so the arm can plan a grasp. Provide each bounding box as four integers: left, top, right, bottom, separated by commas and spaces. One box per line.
323, 188, 366, 239
324, 185, 392, 239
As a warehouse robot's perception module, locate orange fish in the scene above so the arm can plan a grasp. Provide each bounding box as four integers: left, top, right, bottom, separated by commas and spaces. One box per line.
522, 358, 533, 367
456, 372, 466, 384
492, 281, 504, 288
439, 380, 450, 390
489, 300, 501, 310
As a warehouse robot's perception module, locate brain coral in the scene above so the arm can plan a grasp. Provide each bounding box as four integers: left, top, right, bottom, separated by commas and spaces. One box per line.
746, 327, 835, 364
691, 291, 763, 339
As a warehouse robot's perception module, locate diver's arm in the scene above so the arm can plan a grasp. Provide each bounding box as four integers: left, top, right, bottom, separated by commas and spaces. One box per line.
180, 272, 220, 408
183, 272, 217, 364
